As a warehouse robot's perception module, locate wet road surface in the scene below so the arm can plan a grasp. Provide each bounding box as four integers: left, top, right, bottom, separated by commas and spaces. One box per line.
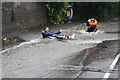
43, 40, 119, 78
1, 21, 119, 79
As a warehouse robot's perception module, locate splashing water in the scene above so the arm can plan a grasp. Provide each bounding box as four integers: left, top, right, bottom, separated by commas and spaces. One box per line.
80, 30, 104, 35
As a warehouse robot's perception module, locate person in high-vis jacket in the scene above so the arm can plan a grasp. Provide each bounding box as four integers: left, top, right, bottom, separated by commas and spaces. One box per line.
86, 18, 98, 32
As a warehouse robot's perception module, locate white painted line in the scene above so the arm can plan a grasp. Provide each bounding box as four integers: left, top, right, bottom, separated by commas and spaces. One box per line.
0, 38, 41, 54
103, 54, 120, 79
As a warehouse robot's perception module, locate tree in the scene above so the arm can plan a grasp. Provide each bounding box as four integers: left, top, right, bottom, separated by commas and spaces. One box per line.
45, 2, 69, 24
73, 2, 118, 22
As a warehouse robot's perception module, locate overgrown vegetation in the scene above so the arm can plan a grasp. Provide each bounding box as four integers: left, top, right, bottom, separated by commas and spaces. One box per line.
45, 2, 118, 24
73, 2, 118, 21
45, 2, 69, 24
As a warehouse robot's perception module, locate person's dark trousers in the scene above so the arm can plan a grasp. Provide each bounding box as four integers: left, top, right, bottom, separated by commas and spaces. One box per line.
86, 25, 97, 32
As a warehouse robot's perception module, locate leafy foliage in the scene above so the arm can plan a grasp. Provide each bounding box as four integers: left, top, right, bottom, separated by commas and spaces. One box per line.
45, 2, 118, 24
73, 2, 118, 21
45, 2, 69, 24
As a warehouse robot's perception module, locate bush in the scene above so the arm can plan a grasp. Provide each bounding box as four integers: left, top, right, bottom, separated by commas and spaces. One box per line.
73, 2, 118, 22
45, 2, 118, 24
45, 2, 69, 24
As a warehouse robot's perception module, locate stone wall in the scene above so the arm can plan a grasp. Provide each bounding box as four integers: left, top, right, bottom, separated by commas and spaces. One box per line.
2, 2, 47, 33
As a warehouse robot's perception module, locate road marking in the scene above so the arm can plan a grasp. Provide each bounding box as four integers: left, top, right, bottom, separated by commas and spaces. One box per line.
0, 38, 41, 54
103, 54, 120, 79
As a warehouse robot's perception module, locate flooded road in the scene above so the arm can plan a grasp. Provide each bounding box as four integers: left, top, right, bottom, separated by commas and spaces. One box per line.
1, 21, 119, 79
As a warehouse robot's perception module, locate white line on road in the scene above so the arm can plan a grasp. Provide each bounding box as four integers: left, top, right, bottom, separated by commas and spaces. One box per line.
0, 38, 41, 54
103, 54, 120, 79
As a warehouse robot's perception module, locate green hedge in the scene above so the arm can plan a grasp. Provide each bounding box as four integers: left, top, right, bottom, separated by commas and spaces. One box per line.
45, 2, 69, 24
45, 2, 118, 24
73, 2, 118, 22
